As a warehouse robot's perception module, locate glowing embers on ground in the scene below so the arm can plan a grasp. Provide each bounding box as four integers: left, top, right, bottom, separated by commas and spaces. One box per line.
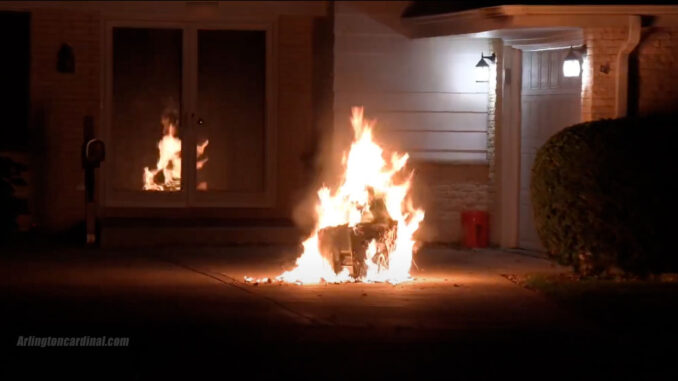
143, 111, 209, 191
270, 107, 424, 285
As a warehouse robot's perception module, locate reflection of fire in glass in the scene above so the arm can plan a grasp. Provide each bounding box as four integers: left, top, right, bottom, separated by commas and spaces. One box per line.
195, 140, 209, 191
142, 109, 209, 191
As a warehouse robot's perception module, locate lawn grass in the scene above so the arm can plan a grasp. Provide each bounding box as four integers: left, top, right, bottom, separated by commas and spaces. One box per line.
521, 273, 678, 334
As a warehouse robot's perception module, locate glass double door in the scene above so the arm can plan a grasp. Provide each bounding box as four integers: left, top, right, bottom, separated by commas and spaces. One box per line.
105, 24, 272, 207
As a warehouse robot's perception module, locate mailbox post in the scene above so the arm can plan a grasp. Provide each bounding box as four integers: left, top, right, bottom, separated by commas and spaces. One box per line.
82, 116, 105, 245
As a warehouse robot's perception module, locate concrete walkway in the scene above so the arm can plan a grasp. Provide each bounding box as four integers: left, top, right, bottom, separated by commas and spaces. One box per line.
165, 246, 579, 333
0, 245, 631, 379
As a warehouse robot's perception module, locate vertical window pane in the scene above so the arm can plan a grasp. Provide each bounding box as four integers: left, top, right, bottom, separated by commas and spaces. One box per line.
196, 30, 266, 192
112, 28, 182, 192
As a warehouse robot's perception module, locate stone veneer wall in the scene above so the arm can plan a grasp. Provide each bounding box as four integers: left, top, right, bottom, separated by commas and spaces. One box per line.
410, 163, 490, 243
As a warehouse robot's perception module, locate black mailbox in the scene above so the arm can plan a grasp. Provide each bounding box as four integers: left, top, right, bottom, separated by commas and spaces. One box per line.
84, 139, 105, 168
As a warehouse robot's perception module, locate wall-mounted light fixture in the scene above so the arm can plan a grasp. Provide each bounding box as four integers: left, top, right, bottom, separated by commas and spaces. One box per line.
475, 52, 496, 83
57, 43, 75, 74
563, 46, 586, 78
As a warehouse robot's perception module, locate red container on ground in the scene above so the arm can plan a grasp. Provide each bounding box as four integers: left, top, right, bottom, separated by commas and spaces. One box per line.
461, 210, 489, 248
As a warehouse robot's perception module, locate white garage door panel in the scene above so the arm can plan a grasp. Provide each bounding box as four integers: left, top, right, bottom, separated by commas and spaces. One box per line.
519, 49, 582, 251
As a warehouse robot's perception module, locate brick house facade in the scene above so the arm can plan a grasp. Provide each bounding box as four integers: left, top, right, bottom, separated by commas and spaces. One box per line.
582, 26, 678, 120
1, 2, 677, 248
1, 2, 331, 245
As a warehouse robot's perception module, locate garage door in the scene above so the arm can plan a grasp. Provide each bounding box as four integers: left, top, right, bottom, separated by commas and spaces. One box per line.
519, 49, 582, 251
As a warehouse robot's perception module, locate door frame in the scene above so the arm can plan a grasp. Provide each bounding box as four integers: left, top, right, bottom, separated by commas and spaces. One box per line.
497, 46, 522, 248
100, 19, 278, 208
497, 43, 584, 249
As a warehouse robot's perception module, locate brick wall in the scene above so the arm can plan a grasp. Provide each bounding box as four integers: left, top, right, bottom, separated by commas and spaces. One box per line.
411, 163, 490, 243
23, 7, 329, 231
582, 26, 678, 121
581, 27, 627, 122
277, 15, 315, 218
30, 9, 101, 231
635, 27, 678, 115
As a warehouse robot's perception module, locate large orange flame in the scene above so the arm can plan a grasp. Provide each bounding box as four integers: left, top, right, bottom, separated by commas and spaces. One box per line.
278, 107, 424, 284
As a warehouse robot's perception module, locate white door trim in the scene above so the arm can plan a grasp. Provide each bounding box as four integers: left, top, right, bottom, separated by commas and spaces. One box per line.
100, 19, 278, 208
497, 46, 522, 248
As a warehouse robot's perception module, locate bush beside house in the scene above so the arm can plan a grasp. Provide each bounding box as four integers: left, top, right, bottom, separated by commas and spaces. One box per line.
531, 114, 677, 276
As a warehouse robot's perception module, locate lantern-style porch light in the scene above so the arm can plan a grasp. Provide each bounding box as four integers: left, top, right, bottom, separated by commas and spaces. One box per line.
474, 52, 495, 83
563, 46, 583, 77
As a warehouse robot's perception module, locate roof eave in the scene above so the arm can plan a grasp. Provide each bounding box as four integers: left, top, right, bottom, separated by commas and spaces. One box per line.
402, 5, 678, 39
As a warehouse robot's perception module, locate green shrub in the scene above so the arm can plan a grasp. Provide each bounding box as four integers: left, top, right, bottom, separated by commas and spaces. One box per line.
0, 155, 27, 241
530, 114, 677, 276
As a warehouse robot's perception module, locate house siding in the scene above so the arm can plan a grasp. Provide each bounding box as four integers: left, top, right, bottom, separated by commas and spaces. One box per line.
333, 2, 495, 243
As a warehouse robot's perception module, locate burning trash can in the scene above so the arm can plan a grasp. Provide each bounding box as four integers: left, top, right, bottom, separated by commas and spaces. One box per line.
461, 210, 489, 248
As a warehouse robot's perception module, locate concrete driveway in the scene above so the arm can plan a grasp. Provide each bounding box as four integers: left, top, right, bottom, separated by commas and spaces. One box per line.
0, 245, 652, 379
